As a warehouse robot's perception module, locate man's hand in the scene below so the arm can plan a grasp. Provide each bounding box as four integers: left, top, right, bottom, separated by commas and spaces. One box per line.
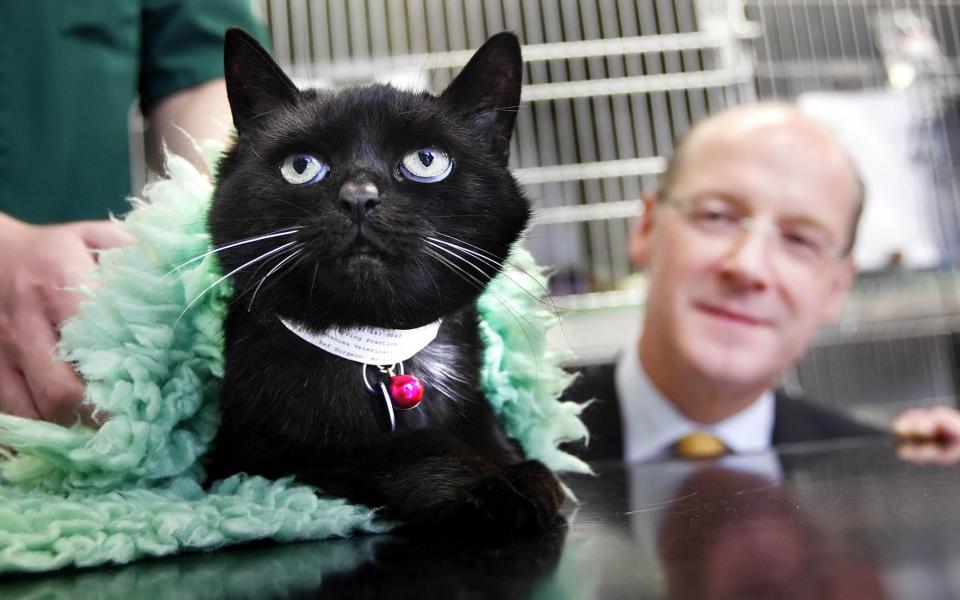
892, 406, 960, 464
0, 216, 132, 426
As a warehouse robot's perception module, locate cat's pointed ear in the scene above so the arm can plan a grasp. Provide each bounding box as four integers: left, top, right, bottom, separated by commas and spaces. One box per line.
224, 28, 298, 135
441, 32, 523, 166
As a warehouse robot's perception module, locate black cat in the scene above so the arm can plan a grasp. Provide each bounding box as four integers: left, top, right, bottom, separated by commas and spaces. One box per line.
205, 29, 564, 536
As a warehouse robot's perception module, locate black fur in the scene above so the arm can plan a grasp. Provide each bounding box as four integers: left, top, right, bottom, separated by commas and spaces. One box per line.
206, 29, 563, 536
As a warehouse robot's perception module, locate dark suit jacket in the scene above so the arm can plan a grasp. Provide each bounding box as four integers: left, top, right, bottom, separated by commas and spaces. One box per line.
563, 363, 884, 461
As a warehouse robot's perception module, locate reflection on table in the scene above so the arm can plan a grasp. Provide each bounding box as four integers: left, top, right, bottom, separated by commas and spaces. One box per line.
6, 438, 960, 599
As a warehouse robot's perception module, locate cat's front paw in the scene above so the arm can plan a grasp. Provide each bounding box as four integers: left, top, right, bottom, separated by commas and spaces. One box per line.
503, 460, 565, 519
441, 461, 564, 537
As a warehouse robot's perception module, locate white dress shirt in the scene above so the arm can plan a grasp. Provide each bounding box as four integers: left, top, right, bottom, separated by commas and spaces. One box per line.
615, 336, 775, 463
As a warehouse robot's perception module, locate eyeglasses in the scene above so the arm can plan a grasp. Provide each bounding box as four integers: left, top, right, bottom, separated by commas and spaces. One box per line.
663, 196, 843, 267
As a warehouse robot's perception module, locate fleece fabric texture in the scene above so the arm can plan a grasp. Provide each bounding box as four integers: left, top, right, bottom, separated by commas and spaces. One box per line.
0, 144, 589, 574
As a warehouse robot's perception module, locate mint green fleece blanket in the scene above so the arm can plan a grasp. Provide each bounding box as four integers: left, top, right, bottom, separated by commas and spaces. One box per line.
0, 145, 589, 574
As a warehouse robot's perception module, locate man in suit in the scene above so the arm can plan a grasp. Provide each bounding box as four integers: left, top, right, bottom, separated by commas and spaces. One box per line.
568, 102, 959, 462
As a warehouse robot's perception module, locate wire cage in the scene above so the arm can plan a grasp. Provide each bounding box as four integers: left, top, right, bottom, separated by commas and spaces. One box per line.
746, 0, 960, 419
263, 0, 758, 305
257, 0, 960, 420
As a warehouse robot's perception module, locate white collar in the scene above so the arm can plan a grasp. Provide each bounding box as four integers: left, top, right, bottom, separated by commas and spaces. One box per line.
615, 336, 775, 462
279, 317, 442, 365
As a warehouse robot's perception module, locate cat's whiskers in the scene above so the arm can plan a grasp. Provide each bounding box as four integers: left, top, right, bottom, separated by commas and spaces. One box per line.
423, 246, 540, 364
426, 238, 502, 273
271, 195, 314, 218
421, 215, 495, 219
309, 263, 319, 304
127, 227, 301, 304
150, 214, 298, 229
424, 244, 540, 334
480, 105, 522, 115
414, 256, 444, 305
169, 228, 303, 274
426, 240, 547, 339
429, 233, 575, 356
244, 179, 315, 217
424, 239, 495, 282
247, 245, 305, 311
425, 238, 573, 391
422, 247, 487, 292
175, 240, 298, 327
427, 234, 569, 314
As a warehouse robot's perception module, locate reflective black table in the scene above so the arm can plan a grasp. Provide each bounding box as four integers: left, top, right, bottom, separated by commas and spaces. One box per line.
6, 438, 960, 599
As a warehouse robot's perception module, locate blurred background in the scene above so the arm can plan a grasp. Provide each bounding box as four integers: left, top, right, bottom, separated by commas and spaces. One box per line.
134, 0, 960, 426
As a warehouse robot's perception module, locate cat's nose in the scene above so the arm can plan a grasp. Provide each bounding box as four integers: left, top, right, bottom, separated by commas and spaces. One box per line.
338, 180, 380, 221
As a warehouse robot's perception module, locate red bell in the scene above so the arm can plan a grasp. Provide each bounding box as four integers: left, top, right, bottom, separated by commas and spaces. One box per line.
389, 374, 424, 409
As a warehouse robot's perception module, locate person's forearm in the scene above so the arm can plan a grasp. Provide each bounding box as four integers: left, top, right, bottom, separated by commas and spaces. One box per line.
0, 211, 30, 239
145, 78, 234, 175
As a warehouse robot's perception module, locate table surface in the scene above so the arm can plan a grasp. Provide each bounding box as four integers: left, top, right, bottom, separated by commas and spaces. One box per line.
6, 437, 960, 599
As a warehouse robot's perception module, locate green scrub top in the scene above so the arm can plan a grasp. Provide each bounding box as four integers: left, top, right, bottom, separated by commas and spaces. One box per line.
0, 0, 270, 224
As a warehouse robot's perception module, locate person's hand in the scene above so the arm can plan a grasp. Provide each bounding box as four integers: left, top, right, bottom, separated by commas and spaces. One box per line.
892, 406, 960, 464
0, 216, 132, 426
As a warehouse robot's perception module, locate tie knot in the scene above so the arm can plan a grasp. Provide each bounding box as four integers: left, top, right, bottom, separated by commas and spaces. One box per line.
674, 431, 728, 459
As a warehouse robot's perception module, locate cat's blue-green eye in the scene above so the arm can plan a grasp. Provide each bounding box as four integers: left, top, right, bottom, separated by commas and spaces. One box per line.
398, 147, 452, 183
280, 153, 329, 185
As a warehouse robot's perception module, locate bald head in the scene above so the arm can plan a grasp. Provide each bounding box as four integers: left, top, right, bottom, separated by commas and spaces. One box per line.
633, 103, 862, 419
660, 103, 864, 254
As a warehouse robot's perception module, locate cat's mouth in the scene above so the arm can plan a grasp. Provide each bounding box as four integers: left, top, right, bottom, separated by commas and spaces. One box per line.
345, 232, 389, 261
352, 242, 380, 257
345, 226, 393, 259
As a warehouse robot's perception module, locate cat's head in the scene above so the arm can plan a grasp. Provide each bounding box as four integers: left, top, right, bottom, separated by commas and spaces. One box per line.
210, 29, 529, 330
